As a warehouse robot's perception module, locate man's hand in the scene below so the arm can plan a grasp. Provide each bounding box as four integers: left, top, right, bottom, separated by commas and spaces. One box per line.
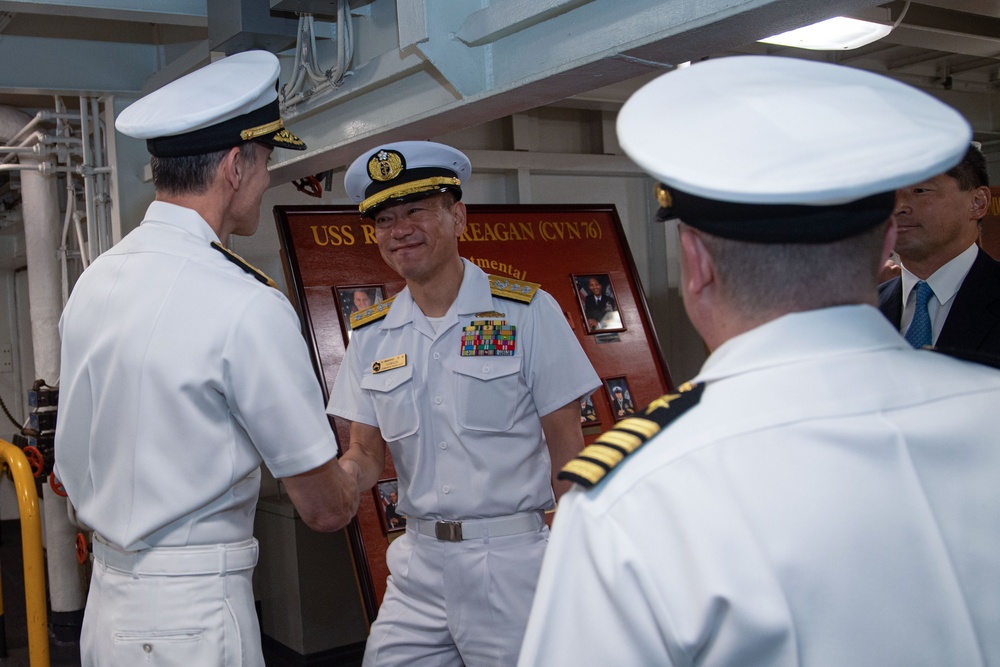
281, 458, 360, 532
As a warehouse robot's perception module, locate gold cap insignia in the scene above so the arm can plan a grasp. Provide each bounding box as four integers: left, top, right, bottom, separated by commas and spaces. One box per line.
368, 149, 405, 182
655, 183, 672, 209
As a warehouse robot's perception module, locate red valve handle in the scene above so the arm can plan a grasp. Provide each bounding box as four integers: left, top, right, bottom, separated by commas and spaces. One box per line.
23, 446, 44, 478
49, 473, 68, 497
75, 533, 89, 564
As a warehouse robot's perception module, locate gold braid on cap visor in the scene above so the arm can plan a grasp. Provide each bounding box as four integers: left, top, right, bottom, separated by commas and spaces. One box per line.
240, 119, 284, 141
360, 176, 462, 214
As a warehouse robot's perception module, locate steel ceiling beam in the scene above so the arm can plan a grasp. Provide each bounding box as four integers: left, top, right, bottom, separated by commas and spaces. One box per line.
0, 0, 206, 25
269, 0, 882, 184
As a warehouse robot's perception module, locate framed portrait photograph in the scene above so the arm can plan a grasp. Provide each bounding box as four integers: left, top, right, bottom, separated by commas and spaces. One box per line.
335, 284, 386, 342
572, 274, 625, 334
375, 478, 406, 534
604, 376, 636, 422
579, 392, 600, 426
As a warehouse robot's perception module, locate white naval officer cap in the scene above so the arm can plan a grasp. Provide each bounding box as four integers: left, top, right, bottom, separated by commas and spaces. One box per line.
616, 55, 972, 243
115, 50, 306, 158
345, 141, 472, 218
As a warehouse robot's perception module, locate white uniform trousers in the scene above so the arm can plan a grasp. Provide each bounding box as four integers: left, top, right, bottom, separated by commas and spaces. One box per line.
364, 513, 548, 667
82, 535, 262, 667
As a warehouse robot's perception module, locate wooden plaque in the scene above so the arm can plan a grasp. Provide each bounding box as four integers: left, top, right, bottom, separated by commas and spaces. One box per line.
274, 204, 673, 620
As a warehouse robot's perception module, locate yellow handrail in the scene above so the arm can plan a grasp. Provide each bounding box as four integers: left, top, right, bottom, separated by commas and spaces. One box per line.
0, 439, 50, 667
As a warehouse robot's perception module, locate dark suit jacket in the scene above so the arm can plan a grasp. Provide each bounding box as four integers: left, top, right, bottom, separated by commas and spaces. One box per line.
584, 293, 617, 324
878, 247, 1000, 356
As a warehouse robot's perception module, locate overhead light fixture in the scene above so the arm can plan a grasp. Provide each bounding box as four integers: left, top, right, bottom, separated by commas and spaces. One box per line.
759, 16, 893, 51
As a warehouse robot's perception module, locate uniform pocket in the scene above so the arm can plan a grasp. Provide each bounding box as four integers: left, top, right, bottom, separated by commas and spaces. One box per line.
384, 531, 416, 596
454, 356, 522, 431
361, 364, 419, 441
113, 628, 207, 664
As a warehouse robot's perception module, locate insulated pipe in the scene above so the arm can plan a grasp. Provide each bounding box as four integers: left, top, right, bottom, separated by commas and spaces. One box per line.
0, 105, 88, 625
0, 106, 61, 423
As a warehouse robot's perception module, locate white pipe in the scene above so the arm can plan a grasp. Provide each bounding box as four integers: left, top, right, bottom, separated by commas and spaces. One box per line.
0, 112, 45, 162
0, 163, 108, 175
0, 104, 88, 614
36, 135, 84, 146
90, 97, 111, 255
79, 96, 99, 259
0, 129, 45, 164
60, 176, 77, 304
281, 6, 355, 111
73, 210, 89, 271
11, 132, 85, 153
57, 98, 72, 305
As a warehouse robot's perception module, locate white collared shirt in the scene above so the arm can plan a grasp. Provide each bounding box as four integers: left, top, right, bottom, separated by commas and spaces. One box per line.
329, 260, 600, 520
520, 305, 1000, 667
899, 243, 978, 343
55, 201, 338, 550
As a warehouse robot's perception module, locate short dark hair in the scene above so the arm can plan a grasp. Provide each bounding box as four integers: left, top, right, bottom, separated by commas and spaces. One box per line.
150, 142, 257, 195
701, 221, 889, 317
946, 143, 989, 190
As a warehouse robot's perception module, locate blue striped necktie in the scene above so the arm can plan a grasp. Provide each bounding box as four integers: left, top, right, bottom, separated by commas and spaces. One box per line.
904, 281, 933, 348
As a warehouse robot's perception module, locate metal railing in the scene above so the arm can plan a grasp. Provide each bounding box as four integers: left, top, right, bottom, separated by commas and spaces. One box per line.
0, 439, 50, 666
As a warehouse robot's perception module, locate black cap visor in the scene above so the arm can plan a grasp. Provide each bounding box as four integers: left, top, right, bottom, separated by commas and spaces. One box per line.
145, 99, 305, 157
658, 185, 895, 243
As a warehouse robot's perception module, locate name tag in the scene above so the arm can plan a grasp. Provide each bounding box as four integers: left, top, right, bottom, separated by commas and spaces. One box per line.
372, 354, 406, 374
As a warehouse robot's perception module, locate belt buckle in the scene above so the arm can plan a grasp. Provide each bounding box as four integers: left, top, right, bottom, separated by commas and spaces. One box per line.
434, 521, 463, 542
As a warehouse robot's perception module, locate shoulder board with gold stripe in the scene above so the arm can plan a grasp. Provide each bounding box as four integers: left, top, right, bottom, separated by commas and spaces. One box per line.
559, 382, 704, 490
488, 275, 540, 304
211, 242, 277, 289
350, 295, 396, 330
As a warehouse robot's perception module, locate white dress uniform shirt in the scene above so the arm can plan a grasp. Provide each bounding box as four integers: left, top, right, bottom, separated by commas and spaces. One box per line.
899, 242, 978, 344
519, 305, 1000, 667
55, 201, 338, 551
329, 259, 600, 520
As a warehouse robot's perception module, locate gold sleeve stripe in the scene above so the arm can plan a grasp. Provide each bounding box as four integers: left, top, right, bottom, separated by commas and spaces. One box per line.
595, 430, 643, 452
614, 417, 663, 440
558, 382, 706, 490
578, 445, 624, 468
560, 459, 606, 486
